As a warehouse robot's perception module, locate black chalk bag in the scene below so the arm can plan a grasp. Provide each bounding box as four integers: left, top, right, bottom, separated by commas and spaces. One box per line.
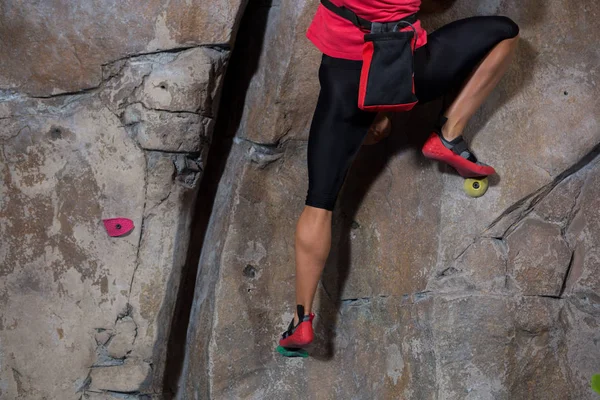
320, 0, 419, 112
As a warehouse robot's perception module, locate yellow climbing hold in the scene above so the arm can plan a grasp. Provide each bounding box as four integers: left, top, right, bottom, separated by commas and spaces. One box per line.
464, 177, 489, 198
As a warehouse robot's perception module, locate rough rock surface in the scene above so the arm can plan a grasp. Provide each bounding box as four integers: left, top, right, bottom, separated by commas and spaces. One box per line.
179, 0, 600, 398
0, 0, 245, 96
2, 0, 600, 399
0, 2, 233, 397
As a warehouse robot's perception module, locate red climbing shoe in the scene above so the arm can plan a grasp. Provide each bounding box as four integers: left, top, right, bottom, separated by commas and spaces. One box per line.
422, 132, 496, 178
422, 115, 496, 178
279, 305, 314, 349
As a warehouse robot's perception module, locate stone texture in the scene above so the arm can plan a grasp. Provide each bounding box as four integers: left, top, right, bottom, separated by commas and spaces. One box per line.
115, 47, 227, 157
326, 130, 444, 299
0, 7, 232, 397
428, 238, 508, 294
506, 217, 572, 296
184, 138, 593, 397
178, 131, 600, 399
507, 296, 571, 399
0, 96, 146, 399
534, 175, 584, 225
2, 0, 600, 398
106, 317, 137, 359
432, 295, 515, 399
95, 330, 113, 346
179, 0, 600, 398
564, 163, 600, 299
133, 47, 227, 116
89, 360, 152, 392
237, 0, 321, 144
0, 0, 245, 95
123, 103, 214, 153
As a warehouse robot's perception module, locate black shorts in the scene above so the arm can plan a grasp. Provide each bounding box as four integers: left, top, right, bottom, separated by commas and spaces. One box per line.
306, 16, 519, 210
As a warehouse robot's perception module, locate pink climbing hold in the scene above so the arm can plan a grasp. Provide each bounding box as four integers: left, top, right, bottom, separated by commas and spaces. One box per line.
103, 218, 134, 237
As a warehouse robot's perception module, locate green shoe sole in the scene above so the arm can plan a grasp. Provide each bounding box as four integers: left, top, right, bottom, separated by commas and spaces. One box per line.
276, 345, 309, 358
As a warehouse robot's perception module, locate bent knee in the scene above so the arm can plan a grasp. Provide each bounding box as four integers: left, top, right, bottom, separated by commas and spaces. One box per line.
496, 16, 520, 39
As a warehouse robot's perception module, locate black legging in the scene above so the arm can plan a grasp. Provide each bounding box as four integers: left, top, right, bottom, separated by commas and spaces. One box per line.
306, 16, 519, 210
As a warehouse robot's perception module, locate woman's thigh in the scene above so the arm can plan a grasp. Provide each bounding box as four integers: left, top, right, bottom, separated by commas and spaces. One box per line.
414, 16, 519, 103
305, 55, 376, 211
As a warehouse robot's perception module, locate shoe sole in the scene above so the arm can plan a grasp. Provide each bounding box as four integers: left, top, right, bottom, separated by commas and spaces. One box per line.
276, 345, 309, 358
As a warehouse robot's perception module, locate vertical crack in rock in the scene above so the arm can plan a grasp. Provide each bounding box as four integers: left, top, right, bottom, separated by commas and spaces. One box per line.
128, 153, 149, 304
553, 174, 587, 298
557, 251, 576, 298
161, 1, 269, 397
203, 56, 219, 118
561, 173, 586, 241
492, 237, 510, 290
127, 70, 154, 109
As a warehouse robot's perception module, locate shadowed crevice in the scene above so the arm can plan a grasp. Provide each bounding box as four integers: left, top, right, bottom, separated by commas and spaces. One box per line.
161, 0, 273, 396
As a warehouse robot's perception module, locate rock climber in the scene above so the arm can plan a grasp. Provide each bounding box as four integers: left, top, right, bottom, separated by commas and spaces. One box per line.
279, 0, 519, 353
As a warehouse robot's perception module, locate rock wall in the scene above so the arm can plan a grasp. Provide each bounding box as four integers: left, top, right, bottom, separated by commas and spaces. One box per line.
0, 1, 245, 399
179, 0, 600, 399
1, 0, 599, 399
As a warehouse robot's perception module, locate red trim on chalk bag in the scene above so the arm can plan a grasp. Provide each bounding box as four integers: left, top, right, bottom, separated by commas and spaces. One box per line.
103, 218, 135, 237
359, 100, 418, 112
358, 41, 375, 111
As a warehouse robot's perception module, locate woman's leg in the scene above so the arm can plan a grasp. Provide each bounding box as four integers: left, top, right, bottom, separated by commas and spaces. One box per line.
441, 35, 518, 140
412, 16, 519, 175
415, 16, 520, 129
363, 112, 392, 145
294, 206, 331, 322
364, 17, 519, 146
291, 55, 375, 325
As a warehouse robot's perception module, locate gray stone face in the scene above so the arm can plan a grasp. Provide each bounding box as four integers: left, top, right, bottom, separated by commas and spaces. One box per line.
178, 0, 600, 398
106, 317, 137, 359
0, 97, 146, 399
89, 360, 152, 393
133, 47, 227, 116
2, 0, 600, 399
122, 103, 214, 153
181, 142, 600, 400
0, 4, 231, 398
237, 0, 321, 144
506, 218, 572, 296
0, 0, 244, 96
428, 238, 507, 294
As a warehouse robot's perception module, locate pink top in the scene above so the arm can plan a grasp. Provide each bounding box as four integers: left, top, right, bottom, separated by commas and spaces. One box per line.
307, 0, 427, 60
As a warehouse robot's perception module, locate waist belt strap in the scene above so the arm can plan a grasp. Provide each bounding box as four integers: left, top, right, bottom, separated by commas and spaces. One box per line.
320, 0, 417, 32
